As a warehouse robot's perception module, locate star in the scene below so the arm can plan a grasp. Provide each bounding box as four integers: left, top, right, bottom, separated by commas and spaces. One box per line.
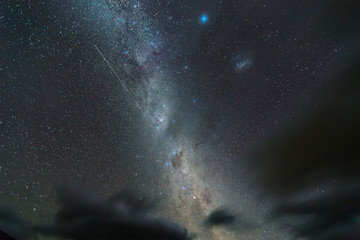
200, 14, 208, 23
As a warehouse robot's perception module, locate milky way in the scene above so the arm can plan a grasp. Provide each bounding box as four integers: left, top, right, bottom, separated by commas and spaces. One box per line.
96, 3, 227, 237
2, 1, 359, 240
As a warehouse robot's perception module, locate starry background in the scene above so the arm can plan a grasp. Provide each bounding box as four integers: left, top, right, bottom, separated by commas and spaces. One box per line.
1, 1, 360, 240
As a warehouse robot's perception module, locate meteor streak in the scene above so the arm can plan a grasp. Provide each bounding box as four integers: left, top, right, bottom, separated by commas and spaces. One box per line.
94, 45, 142, 111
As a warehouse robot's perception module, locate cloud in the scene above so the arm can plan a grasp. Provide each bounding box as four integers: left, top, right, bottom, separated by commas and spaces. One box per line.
34, 186, 194, 240
274, 181, 360, 240
204, 208, 257, 232
0, 230, 16, 240
0, 206, 30, 240
247, 56, 360, 194
205, 208, 236, 227
246, 56, 360, 239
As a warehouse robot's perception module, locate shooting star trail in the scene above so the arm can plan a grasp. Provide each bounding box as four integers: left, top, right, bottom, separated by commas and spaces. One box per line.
94, 44, 143, 112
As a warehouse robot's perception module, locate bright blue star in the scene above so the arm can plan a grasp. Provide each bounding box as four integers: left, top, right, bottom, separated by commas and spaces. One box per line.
200, 14, 208, 23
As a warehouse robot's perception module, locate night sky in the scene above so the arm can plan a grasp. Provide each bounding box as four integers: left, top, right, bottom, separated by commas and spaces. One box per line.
1, 1, 360, 240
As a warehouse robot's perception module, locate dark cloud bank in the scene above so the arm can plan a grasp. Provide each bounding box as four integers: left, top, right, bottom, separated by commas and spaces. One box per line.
0, 186, 197, 240
0, 186, 253, 240
0, 206, 30, 240
248, 54, 360, 240
245, 3, 360, 237
38, 186, 195, 240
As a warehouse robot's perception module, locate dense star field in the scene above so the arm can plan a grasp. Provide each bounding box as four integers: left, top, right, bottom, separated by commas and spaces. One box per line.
1, 1, 360, 240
